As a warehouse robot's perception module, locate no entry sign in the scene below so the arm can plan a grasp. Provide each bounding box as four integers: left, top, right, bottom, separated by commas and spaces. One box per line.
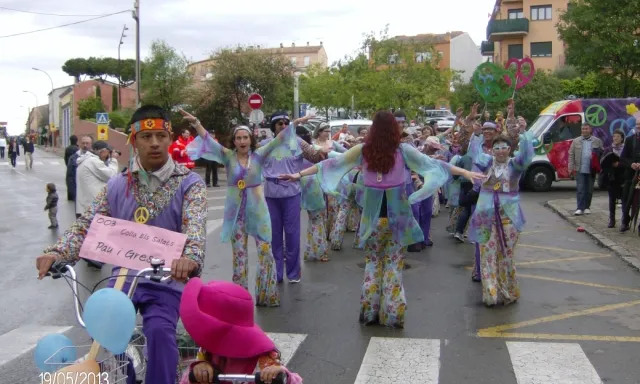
248, 93, 263, 110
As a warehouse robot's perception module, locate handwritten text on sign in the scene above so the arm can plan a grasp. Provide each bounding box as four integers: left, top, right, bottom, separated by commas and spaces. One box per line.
79, 214, 187, 270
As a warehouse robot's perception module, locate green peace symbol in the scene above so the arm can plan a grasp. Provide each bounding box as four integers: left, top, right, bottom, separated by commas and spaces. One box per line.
472, 62, 516, 103
585, 104, 607, 127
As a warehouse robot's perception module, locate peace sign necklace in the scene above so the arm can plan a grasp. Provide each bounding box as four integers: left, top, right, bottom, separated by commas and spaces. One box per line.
236, 151, 252, 191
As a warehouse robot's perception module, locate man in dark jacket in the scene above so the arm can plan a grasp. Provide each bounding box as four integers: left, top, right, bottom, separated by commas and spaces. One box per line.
65, 135, 92, 201
619, 126, 640, 233
64, 135, 78, 166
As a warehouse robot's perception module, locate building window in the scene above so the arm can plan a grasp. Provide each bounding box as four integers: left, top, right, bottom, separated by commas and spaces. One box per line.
508, 44, 524, 59
531, 42, 552, 57
531, 5, 552, 20
290, 57, 297, 65
303, 56, 310, 66
508, 9, 524, 19
415, 52, 432, 63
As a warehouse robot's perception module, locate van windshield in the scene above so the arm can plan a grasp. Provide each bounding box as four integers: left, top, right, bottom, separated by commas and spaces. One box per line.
527, 115, 555, 138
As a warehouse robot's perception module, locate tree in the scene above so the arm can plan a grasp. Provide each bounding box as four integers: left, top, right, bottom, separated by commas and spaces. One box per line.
299, 65, 345, 119
557, 0, 640, 96
62, 57, 137, 86
112, 84, 119, 110
140, 40, 192, 111
77, 96, 107, 120
192, 46, 295, 134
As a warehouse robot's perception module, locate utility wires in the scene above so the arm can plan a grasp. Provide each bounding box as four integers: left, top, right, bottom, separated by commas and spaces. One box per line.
0, 6, 110, 17
0, 10, 130, 39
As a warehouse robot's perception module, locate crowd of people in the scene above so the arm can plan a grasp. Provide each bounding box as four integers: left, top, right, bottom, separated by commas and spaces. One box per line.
34, 100, 538, 383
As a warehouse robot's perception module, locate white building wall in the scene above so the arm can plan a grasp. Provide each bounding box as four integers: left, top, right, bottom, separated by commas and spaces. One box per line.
449, 33, 484, 83
48, 86, 72, 146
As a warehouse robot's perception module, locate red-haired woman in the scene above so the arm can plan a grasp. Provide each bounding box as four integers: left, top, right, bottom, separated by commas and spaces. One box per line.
279, 111, 484, 328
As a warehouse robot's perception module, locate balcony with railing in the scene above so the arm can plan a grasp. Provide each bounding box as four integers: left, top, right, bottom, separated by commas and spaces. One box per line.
480, 41, 495, 56
487, 18, 529, 41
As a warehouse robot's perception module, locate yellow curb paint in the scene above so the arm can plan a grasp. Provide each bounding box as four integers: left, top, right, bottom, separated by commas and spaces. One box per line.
517, 244, 609, 256
477, 300, 640, 334
519, 230, 552, 235
477, 331, 640, 343
516, 255, 611, 266
517, 273, 640, 293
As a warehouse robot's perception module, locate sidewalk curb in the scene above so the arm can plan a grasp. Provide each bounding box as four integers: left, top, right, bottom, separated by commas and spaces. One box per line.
545, 200, 640, 272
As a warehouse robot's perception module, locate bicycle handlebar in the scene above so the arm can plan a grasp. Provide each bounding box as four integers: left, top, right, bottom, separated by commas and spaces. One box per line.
188, 371, 286, 384
45, 258, 173, 328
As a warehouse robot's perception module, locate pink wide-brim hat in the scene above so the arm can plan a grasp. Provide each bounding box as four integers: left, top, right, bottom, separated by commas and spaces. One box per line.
180, 278, 275, 359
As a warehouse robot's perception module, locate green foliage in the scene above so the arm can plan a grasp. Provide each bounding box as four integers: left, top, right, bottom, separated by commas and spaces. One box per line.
112, 84, 119, 110
553, 65, 581, 80
299, 26, 452, 119
140, 40, 192, 111
191, 46, 295, 135
78, 96, 106, 120
62, 57, 137, 85
109, 109, 133, 130
450, 71, 565, 124
557, 0, 640, 96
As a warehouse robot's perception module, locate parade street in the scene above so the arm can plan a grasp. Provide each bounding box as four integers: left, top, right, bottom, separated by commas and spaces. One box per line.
2, 148, 640, 384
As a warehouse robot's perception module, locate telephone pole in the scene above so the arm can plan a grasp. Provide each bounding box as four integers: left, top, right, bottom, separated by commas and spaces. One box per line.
133, 0, 141, 107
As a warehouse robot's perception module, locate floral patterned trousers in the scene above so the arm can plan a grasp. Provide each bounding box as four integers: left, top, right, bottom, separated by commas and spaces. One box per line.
304, 209, 329, 262
325, 195, 338, 240
330, 200, 351, 250
478, 218, 520, 306
359, 218, 407, 328
446, 206, 463, 233
231, 211, 280, 307
347, 202, 360, 232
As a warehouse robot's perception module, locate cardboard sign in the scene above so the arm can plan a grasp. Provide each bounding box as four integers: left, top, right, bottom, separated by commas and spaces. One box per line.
79, 214, 187, 271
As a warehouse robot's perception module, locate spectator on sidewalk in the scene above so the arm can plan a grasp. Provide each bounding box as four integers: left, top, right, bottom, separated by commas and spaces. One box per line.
64, 135, 78, 166
23, 136, 35, 170
204, 129, 219, 187
0, 135, 6, 159
568, 124, 603, 216
601, 129, 625, 228
619, 121, 640, 233
66, 135, 92, 201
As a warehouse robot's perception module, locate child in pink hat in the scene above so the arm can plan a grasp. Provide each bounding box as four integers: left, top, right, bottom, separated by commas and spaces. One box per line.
179, 278, 303, 384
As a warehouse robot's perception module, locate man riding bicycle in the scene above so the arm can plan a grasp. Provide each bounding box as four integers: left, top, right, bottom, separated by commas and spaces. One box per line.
36, 105, 208, 384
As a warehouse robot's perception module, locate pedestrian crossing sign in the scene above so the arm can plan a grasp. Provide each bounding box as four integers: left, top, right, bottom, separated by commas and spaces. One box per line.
96, 113, 109, 125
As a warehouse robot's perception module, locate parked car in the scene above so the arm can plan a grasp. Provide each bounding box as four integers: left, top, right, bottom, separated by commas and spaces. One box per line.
328, 119, 373, 137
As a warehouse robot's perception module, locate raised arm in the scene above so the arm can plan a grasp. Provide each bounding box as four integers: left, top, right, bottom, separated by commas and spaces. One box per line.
180, 180, 208, 277
179, 109, 231, 165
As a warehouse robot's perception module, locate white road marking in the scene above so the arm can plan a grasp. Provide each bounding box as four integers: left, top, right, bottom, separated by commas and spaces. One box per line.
206, 219, 224, 235
266, 333, 307, 366
507, 341, 603, 384
0, 161, 61, 166
0, 325, 73, 367
206, 196, 226, 201
208, 205, 224, 211
354, 337, 440, 383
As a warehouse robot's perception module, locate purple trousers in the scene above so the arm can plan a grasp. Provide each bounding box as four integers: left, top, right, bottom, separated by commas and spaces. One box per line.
111, 280, 181, 384
266, 194, 302, 281
418, 196, 434, 244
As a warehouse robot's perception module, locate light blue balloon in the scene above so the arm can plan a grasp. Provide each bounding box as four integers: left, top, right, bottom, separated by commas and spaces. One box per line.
83, 288, 136, 354
34, 333, 76, 372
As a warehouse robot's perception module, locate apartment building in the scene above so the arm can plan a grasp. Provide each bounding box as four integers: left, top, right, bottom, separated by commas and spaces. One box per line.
188, 42, 329, 82
375, 31, 484, 83
481, 0, 568, 71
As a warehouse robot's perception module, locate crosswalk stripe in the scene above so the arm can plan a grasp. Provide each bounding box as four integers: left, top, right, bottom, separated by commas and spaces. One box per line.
354, 337, 440, 384
206, 196, 226, 201
0, 161, 61, 166
266, 333, 307, 366
209, 205, 224, 211
207, 219, 224, 235
507, 341, 602, 384
0, 325, 73, 367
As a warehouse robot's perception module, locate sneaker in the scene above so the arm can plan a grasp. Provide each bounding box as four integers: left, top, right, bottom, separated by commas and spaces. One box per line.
574, 210, 583, 216
584, 209, 591, 214
289, 278, 301, 284
454, 233, 465, 243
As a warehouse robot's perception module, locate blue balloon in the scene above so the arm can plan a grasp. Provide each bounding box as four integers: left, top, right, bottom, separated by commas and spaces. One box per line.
34, 333, 76, 372
532, 138, 540, 147
83, 288, 136, 354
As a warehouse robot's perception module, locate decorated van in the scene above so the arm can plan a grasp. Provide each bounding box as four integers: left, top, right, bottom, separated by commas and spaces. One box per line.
523, 98, 640, 191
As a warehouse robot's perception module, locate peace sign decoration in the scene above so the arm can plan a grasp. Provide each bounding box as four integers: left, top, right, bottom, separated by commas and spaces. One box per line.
504, 58, 535, 90
472, 62, 517, 103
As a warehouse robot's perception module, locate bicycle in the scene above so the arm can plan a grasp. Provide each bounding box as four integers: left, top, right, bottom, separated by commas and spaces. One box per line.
44, 258, 286, 384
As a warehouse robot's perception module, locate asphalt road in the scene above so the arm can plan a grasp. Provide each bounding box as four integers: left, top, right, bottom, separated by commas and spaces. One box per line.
1, 148, 640, 383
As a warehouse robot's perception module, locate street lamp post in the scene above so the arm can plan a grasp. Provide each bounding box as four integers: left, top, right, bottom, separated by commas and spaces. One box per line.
32, 67, 56, 147
132, 0, 141, 107
293, 72, 301, 120
118, 24, 128, 107
32, 68, 54, 91
22, 91, 38, 138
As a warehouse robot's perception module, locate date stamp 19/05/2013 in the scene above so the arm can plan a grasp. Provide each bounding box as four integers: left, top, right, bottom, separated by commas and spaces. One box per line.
39, 371, 110, 384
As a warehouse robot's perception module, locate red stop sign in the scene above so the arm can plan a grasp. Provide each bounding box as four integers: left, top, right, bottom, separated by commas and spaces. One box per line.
248, 94, 263, 110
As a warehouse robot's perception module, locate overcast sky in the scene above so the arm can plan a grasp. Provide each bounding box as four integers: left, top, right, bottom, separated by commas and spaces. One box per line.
0, 0, 494, 135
